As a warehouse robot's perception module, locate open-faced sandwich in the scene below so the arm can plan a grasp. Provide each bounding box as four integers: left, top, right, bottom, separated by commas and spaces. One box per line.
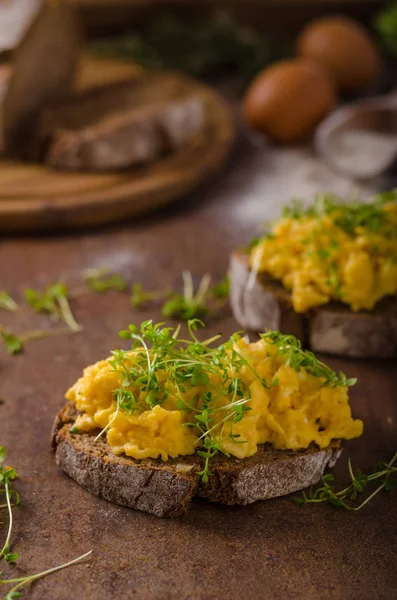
230, 193, 397, 358
52, 321, 362, 517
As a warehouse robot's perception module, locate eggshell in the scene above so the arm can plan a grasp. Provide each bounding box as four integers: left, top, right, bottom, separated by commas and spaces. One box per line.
243, 59, 337, 143
296, 16, 381, 92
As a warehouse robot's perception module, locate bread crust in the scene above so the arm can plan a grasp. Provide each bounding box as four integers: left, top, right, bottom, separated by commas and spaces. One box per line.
230, 249, 397, 358
3, 3, 80, 155
52, 402, 342, 517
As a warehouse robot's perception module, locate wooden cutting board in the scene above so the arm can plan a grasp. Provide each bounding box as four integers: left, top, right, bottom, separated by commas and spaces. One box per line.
0, 57, 235, 233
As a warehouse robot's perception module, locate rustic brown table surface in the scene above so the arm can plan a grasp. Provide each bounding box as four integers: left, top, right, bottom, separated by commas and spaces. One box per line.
1, 135, 396, 600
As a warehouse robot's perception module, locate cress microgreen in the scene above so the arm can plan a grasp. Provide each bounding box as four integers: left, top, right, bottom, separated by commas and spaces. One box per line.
0, 326, 79, 355
114, 388, 138, 414
84, 268, 128, 293
94, 387, 141, 442
0, 329, 23, 355
0, 550, 92, 599
317, 248, 330, 260
209, 275, 230, 300
25, 283, 81, 332
96, 320, 355, 481
293, 451, 397, 510
280, 192, 397, 237
1, 270, 230, 357
249, 191, 397, 253
0, 293, 18, 313
131, 283, 171, 308
261, 331, 357, 388
0, 446, 92, 597
0, 447, 20, 564
161, 272, 211, 320
132, 272, 229, 321
1, 268, 131, 356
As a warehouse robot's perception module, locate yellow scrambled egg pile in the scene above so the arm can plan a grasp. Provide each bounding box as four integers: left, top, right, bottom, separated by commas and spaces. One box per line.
67, 337, 363, 462
249, 201, 397, 313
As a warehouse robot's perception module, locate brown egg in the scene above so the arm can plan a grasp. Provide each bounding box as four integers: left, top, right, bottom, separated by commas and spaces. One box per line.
296, 16, 381, 92
243, 59, 337, 143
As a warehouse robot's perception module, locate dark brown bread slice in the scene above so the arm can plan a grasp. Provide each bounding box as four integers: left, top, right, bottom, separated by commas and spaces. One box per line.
33, 73, 206, 170
0, 64, 12, 152
230, 249, 397, 358
52, 402, 342, 517
39, 72, 184, 131
3, 2, 80, 156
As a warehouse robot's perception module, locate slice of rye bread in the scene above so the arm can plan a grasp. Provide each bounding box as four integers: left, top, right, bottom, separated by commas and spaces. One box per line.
230, 249, 397, 358
31, 72, 206, 170
52, 401, 342, 518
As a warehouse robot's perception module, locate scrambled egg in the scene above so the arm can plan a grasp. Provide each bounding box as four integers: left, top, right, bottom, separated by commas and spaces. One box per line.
67, 337, 363, 462
249, 201, 397, 313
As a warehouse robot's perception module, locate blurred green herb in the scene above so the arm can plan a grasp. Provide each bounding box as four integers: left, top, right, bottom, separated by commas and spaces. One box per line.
245, 237, 261, 253
25, 284, 81, 332
90, 10, 286, 83
131, 283, 170, 308
0, 447, 20, 564
132, 272, 229, 321
375, 2, 397, 57
1, 268, 128, 356
209, 275, 230, 300
162, 272, 212, 321
1, 268, 229, 355
84, 268, 128, 294
317, 248, 330, 260
0, 326, 78, 355
293, 451, 397, 510
279, 191, 397, 237
0, 293, 18, 313
0, 329, 23, 355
